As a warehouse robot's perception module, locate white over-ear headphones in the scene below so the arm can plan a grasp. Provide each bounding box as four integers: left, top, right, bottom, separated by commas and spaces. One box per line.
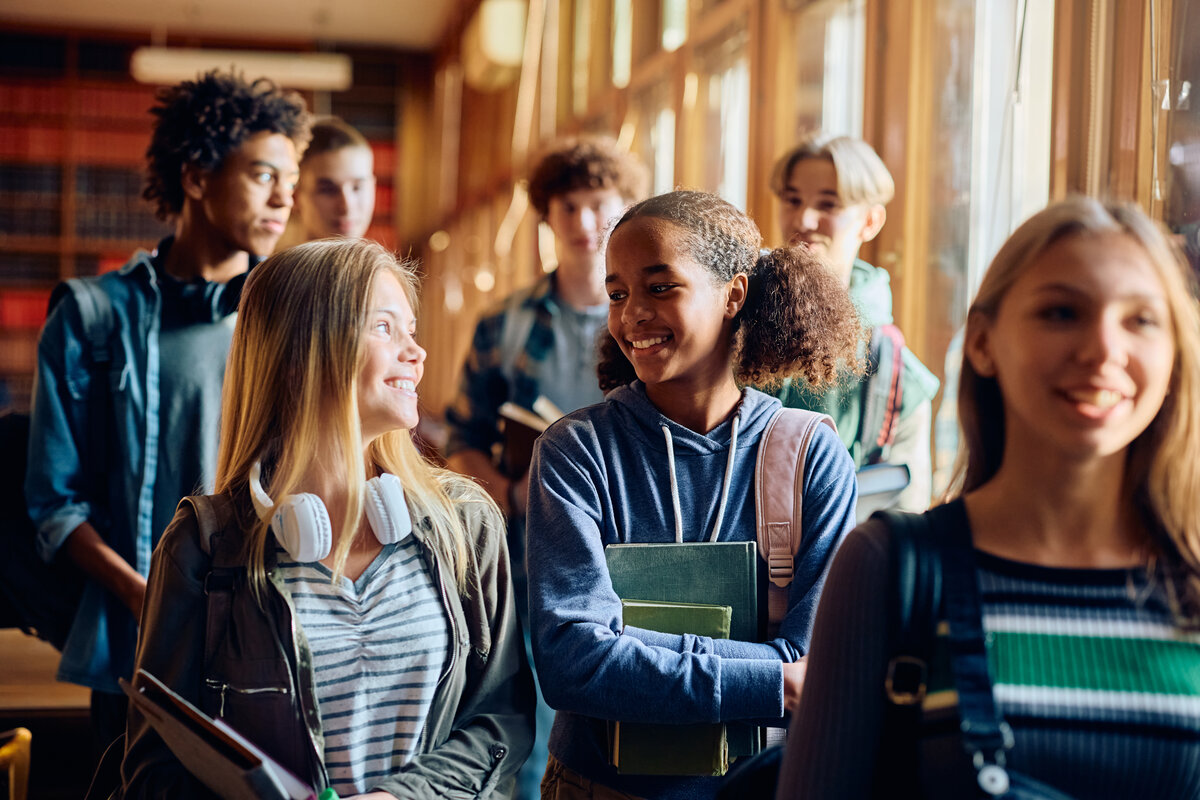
248, 461, 413, 562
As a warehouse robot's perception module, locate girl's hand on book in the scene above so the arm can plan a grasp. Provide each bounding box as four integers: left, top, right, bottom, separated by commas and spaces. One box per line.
782, 657, 808, 713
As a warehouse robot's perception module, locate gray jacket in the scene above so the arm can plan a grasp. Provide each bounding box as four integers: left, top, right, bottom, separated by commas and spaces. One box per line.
120, 488, 535, 798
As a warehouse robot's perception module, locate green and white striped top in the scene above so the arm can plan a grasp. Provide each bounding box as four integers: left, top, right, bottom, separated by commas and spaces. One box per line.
930, 551, 1200, 796
778, 521, 1200, 799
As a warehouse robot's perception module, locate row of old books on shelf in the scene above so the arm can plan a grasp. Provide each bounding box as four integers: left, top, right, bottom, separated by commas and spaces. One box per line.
75, 204, 171, 242
0, 81, 156, 121
0, 164, 61, 196
0, 164, 148, 198
0, 252, 118, 286
0, 203, 166, 242
0, 126, 146, 164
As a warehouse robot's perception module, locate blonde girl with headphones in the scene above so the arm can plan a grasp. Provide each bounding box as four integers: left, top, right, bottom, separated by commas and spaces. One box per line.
121, 239, 534, 799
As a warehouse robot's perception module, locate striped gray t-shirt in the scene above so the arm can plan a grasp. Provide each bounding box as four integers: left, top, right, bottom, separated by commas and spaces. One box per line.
277, 536, 449, 795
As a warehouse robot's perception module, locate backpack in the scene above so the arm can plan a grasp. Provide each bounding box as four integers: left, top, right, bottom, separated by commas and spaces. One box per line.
0, 277, 116, 650
874, 504, 1077, 799
861, 322, 906, 464
754, 406, 835, 638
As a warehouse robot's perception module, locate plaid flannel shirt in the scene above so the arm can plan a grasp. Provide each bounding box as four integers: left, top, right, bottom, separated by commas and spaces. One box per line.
445, 273, 560, 457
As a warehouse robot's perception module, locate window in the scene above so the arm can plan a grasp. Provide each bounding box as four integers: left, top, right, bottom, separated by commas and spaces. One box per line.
573, 0, 592, 116
631, 82, 677, 196
690, 23, 750, 208
783, 0, 866, 139
1160, 0, 1199, 272
920, 0, 1054, 495
612, 0, 633, 88
662, 0, 687, 51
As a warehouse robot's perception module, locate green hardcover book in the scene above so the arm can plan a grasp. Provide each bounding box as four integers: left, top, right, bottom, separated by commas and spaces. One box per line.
604, 541, 760, 762
604, 542, 757, 642
612, 599, 731, 776
621, 598, 731, 640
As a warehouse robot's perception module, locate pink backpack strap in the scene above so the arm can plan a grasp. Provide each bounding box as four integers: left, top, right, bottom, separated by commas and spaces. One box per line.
755, 407, 837, 636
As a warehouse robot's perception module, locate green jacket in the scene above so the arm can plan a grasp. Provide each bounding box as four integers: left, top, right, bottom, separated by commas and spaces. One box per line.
121, 486, 535, 799
773, 259, 939, 511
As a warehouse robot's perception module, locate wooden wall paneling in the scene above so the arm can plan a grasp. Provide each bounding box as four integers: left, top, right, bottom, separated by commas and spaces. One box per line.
1050, 0, 1089, 199
861, 0, 934, 361
1108, 0, 1148, 201
744, 0, 772, 231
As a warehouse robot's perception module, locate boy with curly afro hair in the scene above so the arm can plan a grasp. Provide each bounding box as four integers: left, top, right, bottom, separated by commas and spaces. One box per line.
25, 70, 310, 748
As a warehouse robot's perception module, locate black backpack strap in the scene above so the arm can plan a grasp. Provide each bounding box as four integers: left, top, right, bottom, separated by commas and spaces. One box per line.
872, 506, 943, 795
906, 501, 1076, 800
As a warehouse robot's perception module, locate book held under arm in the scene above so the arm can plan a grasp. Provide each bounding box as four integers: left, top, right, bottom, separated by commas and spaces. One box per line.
498, 397, 562, 479
611, 598, 732, 776
120, 669, 321, 800
604, 541, 759, 774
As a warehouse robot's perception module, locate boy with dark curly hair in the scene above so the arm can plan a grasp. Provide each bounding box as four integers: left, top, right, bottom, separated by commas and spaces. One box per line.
443, 135, 646, 799
445, 136, 647, 517
25, 70, 310, 747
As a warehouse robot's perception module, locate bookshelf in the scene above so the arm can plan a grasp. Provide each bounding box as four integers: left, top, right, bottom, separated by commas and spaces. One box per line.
0, 33, 417, 412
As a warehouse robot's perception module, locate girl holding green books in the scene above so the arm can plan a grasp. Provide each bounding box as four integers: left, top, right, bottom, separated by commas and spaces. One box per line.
525, 190, 863, 799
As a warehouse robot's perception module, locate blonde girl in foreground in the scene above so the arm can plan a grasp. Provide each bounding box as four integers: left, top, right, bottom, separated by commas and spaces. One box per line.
121, 239, 534, 798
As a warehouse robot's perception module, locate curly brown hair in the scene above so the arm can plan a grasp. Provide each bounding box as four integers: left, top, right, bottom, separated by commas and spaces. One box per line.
144, 70, 311, 221
527, 136, 649, 217
598, 191, 864, 392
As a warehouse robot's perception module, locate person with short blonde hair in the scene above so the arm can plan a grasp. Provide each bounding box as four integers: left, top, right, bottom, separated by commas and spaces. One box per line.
769, 133, 895, 213
769, 131, 939, 511
122, 239, 535, 798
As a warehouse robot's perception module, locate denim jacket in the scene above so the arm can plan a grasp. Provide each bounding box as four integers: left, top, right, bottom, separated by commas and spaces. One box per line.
24, 238, 248, 692
120, 488, 535, 798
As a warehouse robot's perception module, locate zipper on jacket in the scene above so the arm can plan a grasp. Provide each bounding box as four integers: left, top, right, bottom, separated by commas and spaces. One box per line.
417, 531, 459, 751
276, 577, 332, 791
204, 678, 288, 718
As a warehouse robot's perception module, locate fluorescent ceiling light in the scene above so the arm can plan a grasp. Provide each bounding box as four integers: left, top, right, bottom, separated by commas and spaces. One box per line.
131, 47, 352, 91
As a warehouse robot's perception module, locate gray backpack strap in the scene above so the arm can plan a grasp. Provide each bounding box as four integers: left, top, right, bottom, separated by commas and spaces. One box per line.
49, 277, 118, 501
182, 494, 234, 556
755, 407, 837, 637
64, 277, 116, 367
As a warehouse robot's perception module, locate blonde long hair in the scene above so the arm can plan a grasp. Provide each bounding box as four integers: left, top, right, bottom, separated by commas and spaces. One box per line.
953, 197, 1200, 622
216, 238, 498, 592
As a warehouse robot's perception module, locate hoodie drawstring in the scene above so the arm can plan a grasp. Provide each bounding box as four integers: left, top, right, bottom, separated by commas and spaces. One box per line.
660, 413, 739, 544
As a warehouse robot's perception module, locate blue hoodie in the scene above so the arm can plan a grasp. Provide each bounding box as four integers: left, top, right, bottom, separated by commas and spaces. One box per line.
526, 381, 858, 799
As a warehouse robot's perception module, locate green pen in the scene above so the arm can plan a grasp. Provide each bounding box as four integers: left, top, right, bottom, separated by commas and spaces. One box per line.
317, 789, 339, 800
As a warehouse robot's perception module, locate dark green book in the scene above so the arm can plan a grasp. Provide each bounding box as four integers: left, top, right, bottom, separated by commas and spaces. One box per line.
604, 541, 760, 761
612, 599, 731, 776
621, 598, 731, 639
604, 542, 757, 641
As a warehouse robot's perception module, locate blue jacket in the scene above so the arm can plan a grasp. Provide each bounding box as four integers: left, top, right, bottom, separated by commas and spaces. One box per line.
525, 382, 858, 799
24, 238, 248, 692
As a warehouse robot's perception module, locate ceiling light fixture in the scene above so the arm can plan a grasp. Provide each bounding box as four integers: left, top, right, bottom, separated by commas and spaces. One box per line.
130, 47, 352, 90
